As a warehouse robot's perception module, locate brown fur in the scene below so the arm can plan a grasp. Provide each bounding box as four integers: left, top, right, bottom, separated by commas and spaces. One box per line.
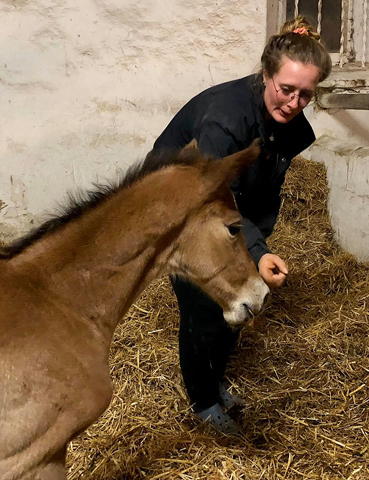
0, 140, 268, 479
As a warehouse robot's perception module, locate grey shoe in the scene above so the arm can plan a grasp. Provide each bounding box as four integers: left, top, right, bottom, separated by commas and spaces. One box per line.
219, 383, 246, 409
196, 402, 240, 435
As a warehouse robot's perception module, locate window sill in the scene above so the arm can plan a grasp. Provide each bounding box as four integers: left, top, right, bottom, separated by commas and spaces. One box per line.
316, 63, 369, 110
318, 63, 369, 89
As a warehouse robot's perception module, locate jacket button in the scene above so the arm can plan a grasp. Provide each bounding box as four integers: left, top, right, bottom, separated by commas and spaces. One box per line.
281, 157, 286, 162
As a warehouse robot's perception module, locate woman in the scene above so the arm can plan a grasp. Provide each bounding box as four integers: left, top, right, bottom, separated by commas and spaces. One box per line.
148, 16, 332, 434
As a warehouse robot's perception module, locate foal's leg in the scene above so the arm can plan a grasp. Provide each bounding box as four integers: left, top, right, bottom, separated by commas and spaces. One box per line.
22, 448, 67, 480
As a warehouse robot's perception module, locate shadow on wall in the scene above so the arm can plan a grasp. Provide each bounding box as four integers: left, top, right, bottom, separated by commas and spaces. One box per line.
334, 109, 369, 146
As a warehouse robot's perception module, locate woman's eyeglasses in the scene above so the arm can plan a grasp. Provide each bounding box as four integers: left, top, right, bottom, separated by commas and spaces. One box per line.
271, 77, 313, 107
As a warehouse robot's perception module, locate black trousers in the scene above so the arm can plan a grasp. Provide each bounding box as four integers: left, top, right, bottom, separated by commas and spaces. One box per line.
171, 276, 240, 411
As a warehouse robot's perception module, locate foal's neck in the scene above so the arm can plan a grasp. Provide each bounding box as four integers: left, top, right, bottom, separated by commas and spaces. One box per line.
12, 167, 201, 339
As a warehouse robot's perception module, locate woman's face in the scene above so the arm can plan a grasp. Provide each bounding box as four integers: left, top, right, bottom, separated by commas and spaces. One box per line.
263, 55, 320, 124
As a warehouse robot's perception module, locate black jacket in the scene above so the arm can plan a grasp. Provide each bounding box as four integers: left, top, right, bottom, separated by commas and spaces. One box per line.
151, 73, 315, 265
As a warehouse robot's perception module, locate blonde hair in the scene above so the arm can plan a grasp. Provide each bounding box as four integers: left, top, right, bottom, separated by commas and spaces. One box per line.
261, 16, 332, 82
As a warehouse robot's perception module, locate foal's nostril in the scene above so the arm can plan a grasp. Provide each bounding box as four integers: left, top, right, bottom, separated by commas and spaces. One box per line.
243, 303, 255, 318
264, 292, 271, 305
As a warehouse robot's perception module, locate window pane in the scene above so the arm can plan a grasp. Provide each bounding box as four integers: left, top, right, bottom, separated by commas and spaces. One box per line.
286, 0, 342, 52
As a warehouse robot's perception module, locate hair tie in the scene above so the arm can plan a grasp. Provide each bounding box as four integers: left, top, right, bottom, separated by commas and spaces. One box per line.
293, 27, 309, 35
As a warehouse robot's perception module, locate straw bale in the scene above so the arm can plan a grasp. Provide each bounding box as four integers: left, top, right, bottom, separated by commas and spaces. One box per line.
64, 156, 367, 479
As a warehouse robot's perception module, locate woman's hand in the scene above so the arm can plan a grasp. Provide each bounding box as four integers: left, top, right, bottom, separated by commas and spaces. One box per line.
258, 253, 288, 289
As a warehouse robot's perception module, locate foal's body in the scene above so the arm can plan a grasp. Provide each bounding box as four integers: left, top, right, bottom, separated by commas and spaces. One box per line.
0, 143, 269, 479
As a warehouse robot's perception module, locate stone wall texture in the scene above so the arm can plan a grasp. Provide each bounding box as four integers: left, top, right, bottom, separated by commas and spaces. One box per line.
310, 136, 369, 263
0, 0, 267, 236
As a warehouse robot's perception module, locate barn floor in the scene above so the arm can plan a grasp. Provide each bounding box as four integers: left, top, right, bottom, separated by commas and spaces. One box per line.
66, 156, 369, 480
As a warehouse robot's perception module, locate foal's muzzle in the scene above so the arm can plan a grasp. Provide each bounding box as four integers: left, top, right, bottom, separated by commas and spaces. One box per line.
223, 278, 270, 326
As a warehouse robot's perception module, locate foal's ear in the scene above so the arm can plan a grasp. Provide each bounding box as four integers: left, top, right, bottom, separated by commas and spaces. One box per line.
223, 138, 261, 173
181, 138, 198, 151
205, 138, 261, 187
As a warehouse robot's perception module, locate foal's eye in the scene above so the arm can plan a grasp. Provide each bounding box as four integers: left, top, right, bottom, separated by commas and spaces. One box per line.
227, 224, 242, 237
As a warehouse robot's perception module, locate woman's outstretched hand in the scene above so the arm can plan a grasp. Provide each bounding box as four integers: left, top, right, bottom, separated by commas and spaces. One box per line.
258, 253, 288, 289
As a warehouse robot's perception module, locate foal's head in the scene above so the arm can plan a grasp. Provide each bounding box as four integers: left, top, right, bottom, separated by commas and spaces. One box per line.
165, 140, 270, 326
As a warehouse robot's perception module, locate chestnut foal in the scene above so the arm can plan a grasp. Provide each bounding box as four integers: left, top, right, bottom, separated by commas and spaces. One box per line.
0, 140, 269, 479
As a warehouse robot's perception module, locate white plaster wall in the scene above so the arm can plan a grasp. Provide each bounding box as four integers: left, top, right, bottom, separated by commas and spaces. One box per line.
305, 106, 369, 151
310, 135, 369, 263
0, 0, 267, 238
305, 99, 369, 261
301, 0, 369, 261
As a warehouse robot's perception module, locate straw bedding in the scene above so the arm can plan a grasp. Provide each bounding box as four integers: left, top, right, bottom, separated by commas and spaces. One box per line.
33, 157, 369, 478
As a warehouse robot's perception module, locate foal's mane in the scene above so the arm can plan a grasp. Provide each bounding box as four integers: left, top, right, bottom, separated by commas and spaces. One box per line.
0, 149, 206, 260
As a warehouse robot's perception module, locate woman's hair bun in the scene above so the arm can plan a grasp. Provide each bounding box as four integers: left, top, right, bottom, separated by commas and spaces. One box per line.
280, 15, 320, 41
